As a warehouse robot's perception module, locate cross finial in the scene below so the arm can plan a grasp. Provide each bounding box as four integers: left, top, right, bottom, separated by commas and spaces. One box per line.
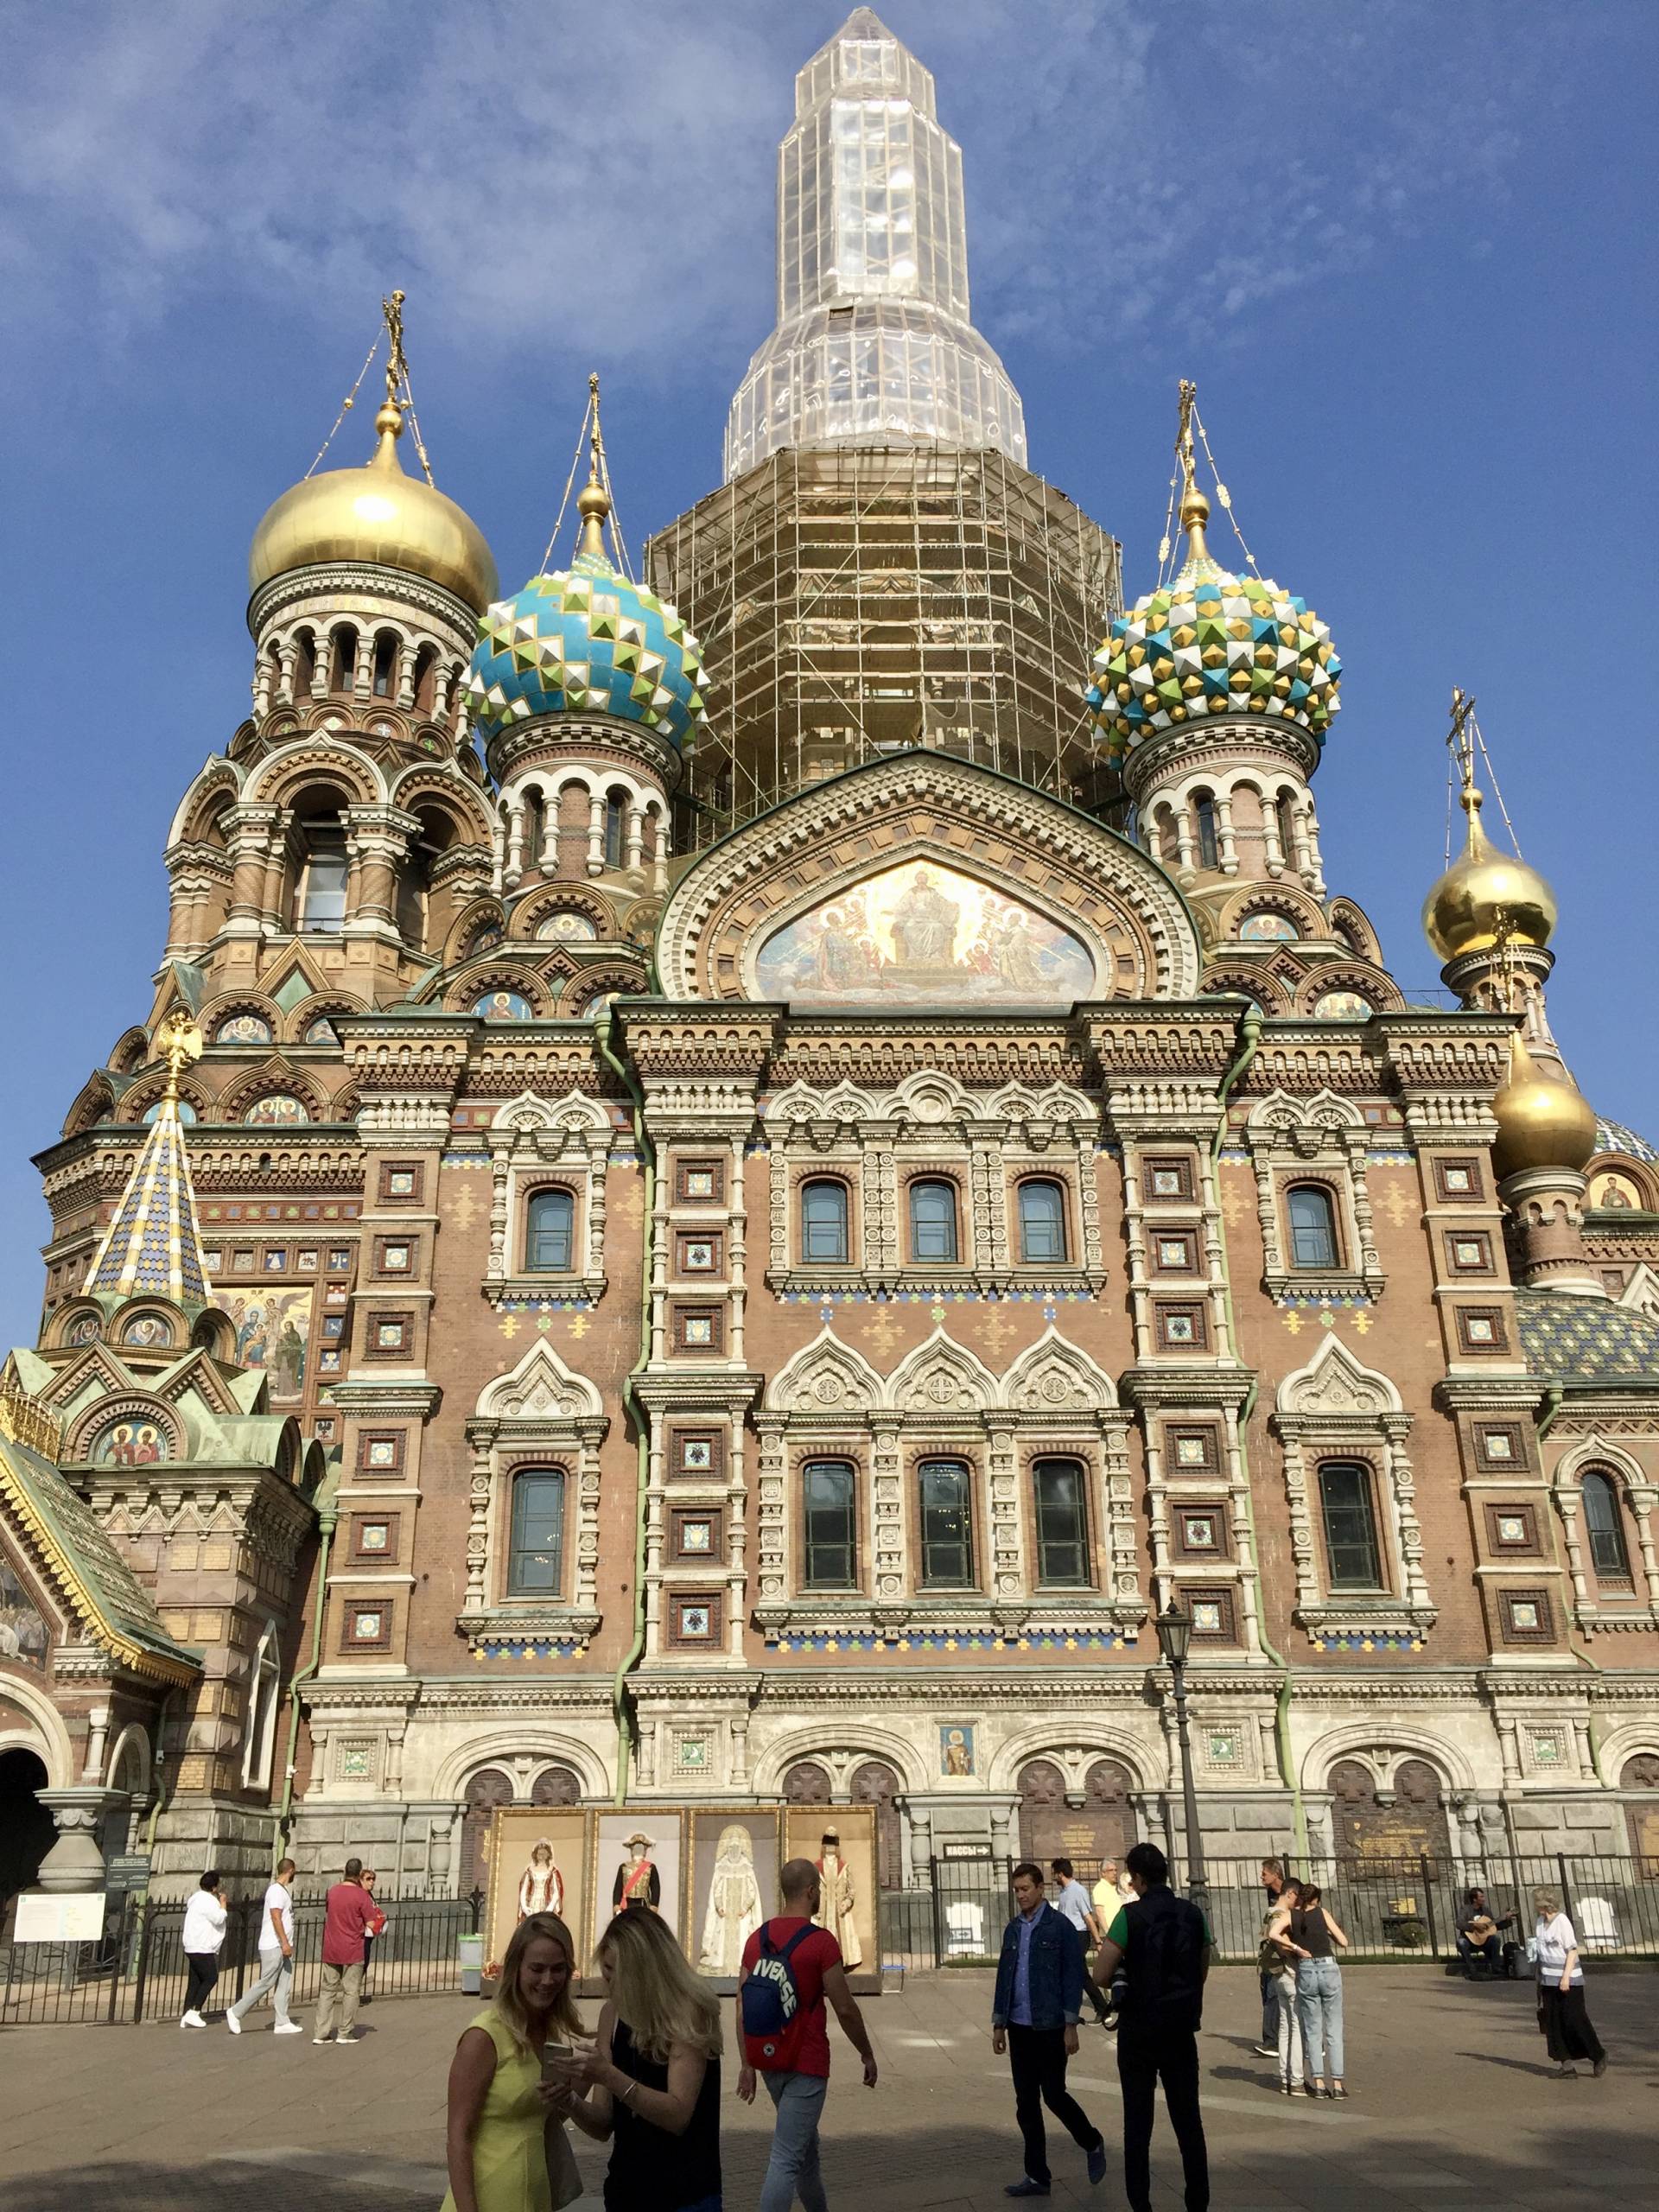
1448, 686, 1480, 817
576, 371, 613, 560
382, 289, 408, 408
1174, 378, 1211, 561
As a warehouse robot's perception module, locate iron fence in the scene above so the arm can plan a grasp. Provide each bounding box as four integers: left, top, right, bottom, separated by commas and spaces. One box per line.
878, 1853, 1659, 1972
0, 1886, 484, 2027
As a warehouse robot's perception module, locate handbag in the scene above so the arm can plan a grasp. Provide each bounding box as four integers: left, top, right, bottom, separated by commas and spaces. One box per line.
546, 2115, 582, 2211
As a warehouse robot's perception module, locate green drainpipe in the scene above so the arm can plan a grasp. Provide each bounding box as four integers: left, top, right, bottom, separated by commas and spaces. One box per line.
594, 1004, 655, 1808
276, 1476, 338, 1866
1534, 1383, 1609, 1782
1207, 1007, 1308, 1855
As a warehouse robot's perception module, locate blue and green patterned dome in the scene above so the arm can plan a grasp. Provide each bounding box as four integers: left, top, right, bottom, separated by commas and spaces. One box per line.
465, 545, 708, 751
1085, 493, 1339, 759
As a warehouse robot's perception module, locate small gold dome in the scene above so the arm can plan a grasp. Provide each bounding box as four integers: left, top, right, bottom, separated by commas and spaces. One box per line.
1491, 1032, 1598, 1180
1422, 791, 1556, 961
249, 402, 498, 613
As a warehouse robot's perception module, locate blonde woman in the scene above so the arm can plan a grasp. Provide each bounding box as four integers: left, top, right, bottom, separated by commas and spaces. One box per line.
556, 1905, 723, 2211
1261, 1878, 1306, 2094
1532, 1887, 1608, 2079
441, 1911, 586, 2212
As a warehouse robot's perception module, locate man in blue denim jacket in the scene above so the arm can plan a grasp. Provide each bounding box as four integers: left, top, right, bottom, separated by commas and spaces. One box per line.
990, 1863, 1107, 2197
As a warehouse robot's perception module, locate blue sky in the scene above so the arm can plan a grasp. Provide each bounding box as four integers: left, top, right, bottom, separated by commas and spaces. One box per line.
1, 0, 1654, 1348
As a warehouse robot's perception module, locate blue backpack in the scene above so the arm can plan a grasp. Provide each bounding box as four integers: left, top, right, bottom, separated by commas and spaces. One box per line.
741, 1921, 816, 2063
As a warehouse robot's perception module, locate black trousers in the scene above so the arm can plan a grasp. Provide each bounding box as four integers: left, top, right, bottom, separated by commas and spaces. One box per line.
183, 1952, 219, 2016
1541, 1985, 1605, 2065
1007, 2024, 1100, 2186
1118, 2027, 1209, 2212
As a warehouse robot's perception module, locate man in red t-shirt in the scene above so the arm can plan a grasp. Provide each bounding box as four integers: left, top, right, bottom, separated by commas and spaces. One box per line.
737, 1857, 877, 2212
314, 1857, 385, 2044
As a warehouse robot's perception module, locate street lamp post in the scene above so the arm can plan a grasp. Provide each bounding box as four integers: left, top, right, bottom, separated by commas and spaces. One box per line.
1154, 1601, 1210, 1920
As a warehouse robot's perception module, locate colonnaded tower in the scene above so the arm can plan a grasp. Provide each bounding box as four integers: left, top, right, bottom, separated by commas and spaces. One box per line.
3, 11, 1658, 1929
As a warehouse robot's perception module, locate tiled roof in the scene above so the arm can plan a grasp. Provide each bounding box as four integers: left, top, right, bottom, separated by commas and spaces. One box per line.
1594, 1116, 1657, 1166
1515, 1291, 1659, 1385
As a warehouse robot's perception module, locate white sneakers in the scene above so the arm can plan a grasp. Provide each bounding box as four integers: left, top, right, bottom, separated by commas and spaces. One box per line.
226, 2012, 242, 2034
274, 2021, 304, 2035
181, 2011, 207, 2028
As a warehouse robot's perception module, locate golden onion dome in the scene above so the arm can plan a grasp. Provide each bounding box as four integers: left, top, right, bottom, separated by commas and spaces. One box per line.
249, 400, 498, 613
1491, 1032, 1599, 1181
1422, 790, 1556, 961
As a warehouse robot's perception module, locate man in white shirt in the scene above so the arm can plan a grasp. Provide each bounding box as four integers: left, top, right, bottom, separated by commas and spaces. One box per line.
226, 1858, 303, 2036
1050, 1858, 1111, 2026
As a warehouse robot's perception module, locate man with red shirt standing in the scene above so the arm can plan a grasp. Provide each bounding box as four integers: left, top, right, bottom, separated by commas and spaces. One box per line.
313, 1856, 385, 2045
737, 1856, 878, 2212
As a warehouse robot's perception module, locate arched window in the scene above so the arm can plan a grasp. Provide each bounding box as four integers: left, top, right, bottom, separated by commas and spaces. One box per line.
507, 1469, 565, 1594
804, 1459, 856, 1588
295, 817, 348, 933
1319, 1461, 1382, 1589
1033, 1459, 1089, 1586
801, 1179, 850, 1265
1017, 1179, 1067, 1264
1193, 791, 1219, 870
1582, 1471, 1631, 1580
330, 624, 359, 694
604, 793, 626, 868
918, 1459, 973, 1586
292, 628, 317, 695
1275, 791, 1299, 861
411, 643, 440, 715
1287, 1185, 1339, 1269
371, 632, 398, 698
908, 1179, 959, 1263
526, 1189, 575, 1273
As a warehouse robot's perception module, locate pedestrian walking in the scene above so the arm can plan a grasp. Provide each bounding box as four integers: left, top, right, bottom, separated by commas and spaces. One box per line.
1252, 1858, 1287, 2058
1283, 1882, 1347, 2098
1532, 1888, 1608, 2079
1049, 1859, 1110, 2027
736, 1855, 877, 2212
990, 1861, 1107, 2198
441, 1910, 586, 2212
1260, 1878, 1306, 2094
314, 1855, 385, 2045
180, 1869, 227, 2027
557, 1904, 723, 2211
1093, 1841, 1211, 2212
226, 1856, 302, 2037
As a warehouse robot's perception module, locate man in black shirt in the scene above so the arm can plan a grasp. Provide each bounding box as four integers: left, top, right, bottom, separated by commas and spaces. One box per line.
1093, 1841, 1211, 2212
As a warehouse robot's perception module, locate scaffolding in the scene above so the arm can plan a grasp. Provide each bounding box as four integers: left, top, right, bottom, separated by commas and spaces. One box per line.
645, 444, 1124, 849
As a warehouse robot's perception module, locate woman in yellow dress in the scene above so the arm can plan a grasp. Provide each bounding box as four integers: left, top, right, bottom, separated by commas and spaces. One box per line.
441, 1910, 586, 2212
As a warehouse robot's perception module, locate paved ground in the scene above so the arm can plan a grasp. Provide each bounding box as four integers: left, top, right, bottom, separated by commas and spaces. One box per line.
2, 1965, 1655, 2210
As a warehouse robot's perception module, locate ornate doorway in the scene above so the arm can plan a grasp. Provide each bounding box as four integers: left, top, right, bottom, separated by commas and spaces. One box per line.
459, 1765, 514, 1897
0, 1748, 54, 1924
1330, 1758, 1451, 1862
850, 1759, 903, 1891
1017, 1757, 1136, 1868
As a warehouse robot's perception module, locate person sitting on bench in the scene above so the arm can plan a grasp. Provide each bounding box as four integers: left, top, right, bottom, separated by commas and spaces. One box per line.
1455, 1888, 1513, 1972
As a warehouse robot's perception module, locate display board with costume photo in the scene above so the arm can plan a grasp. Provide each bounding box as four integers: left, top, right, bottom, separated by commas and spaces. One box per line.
688, 1808, 780, 1981
784, 1804, 878, 1984
593, 1814, 683, 1941
482, 1806, 589, 1981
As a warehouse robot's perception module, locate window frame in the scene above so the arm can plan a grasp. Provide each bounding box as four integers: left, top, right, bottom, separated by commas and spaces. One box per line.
505, 1466, 567, 1598
1031, 1457, 1090, 1588
295, 822, 350, 935
1317, 1459, 1386, 1592
917, 1457, 975, 1589
907, 1177, 961, 1266
524, 1186, 577, 1274
802, 1458, 859, 1591
1285, 1183, 1341, 1271
800, 1178, 852, 1267
1581, 1471, 1633, 1582
1015, 1179, 1068, 1267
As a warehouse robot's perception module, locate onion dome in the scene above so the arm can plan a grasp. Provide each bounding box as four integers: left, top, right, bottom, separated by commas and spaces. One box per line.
464, 475, 708, 751
1423, 785, 1557, 960
1085, 482, 1340, 757
1491, 1031, 1598, 1181
250, 398, 498, 613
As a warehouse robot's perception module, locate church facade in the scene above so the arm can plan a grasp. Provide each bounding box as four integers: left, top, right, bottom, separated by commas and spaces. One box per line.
5, 10, 1659, 1912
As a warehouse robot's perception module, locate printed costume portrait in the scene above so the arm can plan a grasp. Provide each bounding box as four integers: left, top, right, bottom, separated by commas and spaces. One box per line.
613, 1830, 661, 1913
517, 1836, 563, 1921
814, 1827, 861, 1971
698, 1823, 764, 1975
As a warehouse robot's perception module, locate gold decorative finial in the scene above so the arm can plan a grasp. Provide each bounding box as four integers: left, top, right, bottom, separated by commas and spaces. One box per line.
373, 288, 408, 454
1175, 378, 1211, 561
155, 1010, 204, 1107
576, 370, 613, 559
1448, 686, 1480, 820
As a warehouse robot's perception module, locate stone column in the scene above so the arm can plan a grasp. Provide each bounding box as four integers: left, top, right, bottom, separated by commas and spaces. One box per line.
1214, 790, 1238, 875
35, 1789, 122, 1893
907, 1803, 934, 1884
222, 804, 283, 940
587, 792, 606, 875
81, 1707, 111, 1786
625, 804, 645, 875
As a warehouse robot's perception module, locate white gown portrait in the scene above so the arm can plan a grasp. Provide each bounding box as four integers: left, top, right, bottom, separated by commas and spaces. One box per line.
699, 1824, 764, 1975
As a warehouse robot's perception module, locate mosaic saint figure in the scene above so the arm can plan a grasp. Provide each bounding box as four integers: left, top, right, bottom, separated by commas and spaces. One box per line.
517, 1836, 563, 1921
698, 1821, 763, 1974
813, 1827, 862, 1970
890, 868, 958, 966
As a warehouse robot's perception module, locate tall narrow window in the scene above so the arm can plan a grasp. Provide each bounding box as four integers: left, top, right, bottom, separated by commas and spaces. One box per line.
801, 1179, 850, 1265
1017, 1179, 1067, 1264
330, 625, 358, 695
909, 1179, 959, 1263
1319, 1461, 1382, 1590
507, 1470, 564, 1595
604, 794, 626, 868
296, 821, 348, 933
1287, 1185, 1339, 1269
804, 1460, 856, 1588
372, 632, 398, 698
526, 1189, 575, 1272
1275, 791, 1298, 862
1033, 1459, 1089, 1586
919, 1459, 973, 1586
1582, 1471, 1631, 1580
1193, 791, 1219, 870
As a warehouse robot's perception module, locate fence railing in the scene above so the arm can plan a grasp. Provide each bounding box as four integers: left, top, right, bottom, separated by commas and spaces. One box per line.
879, 1853, 1659, 1972
0, 1887, 484, 2027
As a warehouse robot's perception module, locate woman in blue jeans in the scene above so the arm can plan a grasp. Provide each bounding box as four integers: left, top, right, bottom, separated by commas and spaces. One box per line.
1285, 1885, 1349, 2098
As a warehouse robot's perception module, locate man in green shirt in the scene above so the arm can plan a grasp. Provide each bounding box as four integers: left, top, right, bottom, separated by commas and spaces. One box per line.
1093, 1841, 1211, 2212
